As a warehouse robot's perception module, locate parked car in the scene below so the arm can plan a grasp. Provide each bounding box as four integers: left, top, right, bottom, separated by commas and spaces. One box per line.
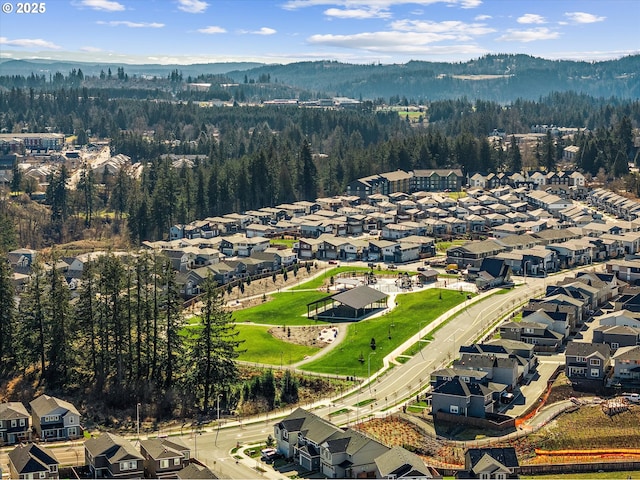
417, 266, 426, 272
624, 393, 640, 404
328, 260, 338, 265
388, 264, 397, 270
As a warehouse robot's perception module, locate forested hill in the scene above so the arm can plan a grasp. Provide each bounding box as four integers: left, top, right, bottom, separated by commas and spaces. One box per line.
226, 54, 640, 102
1, 54, 639, 102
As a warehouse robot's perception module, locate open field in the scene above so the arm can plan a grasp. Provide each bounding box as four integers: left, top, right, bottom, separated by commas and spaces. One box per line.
235, 324, 320, 365
300, 288, 468, 375
231, 290, 328, 326
288, 266, 371, 290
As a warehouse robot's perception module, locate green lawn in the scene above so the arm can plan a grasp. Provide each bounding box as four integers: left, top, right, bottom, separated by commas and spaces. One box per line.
235, 324, 319, 365
300, 288, 468, 376
232, 291, 328, 326
436, 239, 467, 252
270, 238, 297, 248
289, 266, 372, 291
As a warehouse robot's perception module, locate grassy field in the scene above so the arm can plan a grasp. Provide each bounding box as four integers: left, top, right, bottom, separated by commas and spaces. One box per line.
232, 290, 328, 326
235, 324, 319, 365
300, 288, 468, 376
436, 239, 467, 252
288, 266, 372, 291
526, 405, 640, 451
270, 238, 297, 248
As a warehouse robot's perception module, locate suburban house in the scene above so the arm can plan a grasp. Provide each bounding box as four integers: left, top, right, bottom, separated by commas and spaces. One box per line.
140, 437, 191, 478
446, 239, 506, 268
460, 447, 520, 479
30, 394, 82, 441
8, 443, 59, 480
374, 446, 440, 479
84, 432, 145, 479
469, 258, 512, 290
0, 401, 30, 445
592, 324, 640, 351
430, 378, 495, 419
611, 345, 640, 387
318, 428, 390, 479
274, 408, 436, 478
565, 341, 611, 390
500, 316, 564, 351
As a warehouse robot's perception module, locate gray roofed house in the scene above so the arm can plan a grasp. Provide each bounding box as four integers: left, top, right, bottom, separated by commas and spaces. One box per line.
374, 445, 439, 479
612, 345, 640, 386
0, 401, 30, 445
462, 447, 519, 479
140, 437, 191, 478
565, 341, 611, 390
8, 443, 59, 480
320, 428, 389, 479
84, 432, 144, 479
430, 378, 495, 419
30, 394, 81, 441
177, 462, 218, 479
446, 239, 506, 268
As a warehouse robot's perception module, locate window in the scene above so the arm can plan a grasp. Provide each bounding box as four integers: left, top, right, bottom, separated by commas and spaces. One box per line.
591, 369, 600, 377
120, 461, 137, 471
450, 405, 459, 414
612, 343, 619, 350
49, 466, 57, 473
160, 459, 170, 469
590, 358, 601, 366
69, 417, 74, 424
19, 418, 26, 426
174, 458, 180, 466
575, 356, 586, 363
39, 473, 46, 479
11, 420, 17, 427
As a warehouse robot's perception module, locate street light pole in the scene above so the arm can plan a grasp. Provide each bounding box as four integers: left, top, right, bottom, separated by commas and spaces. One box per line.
215, 394, 223, 446
368, 352, 377, 392
136, 403, 140, 442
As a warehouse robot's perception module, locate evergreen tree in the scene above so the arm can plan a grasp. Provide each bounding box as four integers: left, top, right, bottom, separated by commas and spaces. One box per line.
45, 258, 73, 387
16, 262, 47, 380
0, 258, 16, 374
184, 275, 243, 413
508, 135, 522, 172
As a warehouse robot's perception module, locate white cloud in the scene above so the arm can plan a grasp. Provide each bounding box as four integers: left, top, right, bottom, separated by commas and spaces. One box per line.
0, 37, 61, 49
176, 0, 209, 13
391, 19, 494, 37
97, 21, 165, 28
283, 0, 482, 10
324, 7, 391, 19
309, 31, 487, 55
496, 27, 559, 43
197, 26, 227, 34
74, 0, 125, 11
517, 13, 546, 24
564, 12, 606, 24
474, 14, 491, 21
252, 27, 277, 35
80, 46, 103, 52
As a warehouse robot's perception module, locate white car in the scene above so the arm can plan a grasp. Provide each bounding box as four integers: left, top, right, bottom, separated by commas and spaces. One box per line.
623, 393, 640, 404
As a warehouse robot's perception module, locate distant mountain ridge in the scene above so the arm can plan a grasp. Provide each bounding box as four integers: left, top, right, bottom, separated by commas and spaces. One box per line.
0, 59, 264, 78
1, 54, 639, 101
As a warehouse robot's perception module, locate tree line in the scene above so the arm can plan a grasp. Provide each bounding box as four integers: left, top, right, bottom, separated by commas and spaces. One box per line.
0, 251, 244, 416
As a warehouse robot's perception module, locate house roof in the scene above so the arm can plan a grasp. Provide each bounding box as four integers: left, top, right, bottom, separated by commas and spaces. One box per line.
30, 394, 79, 417
0, 401, 29, 420
613, 345, 640, 361
330, 285, 388, 310
374, 446, 434, 478
8, 444, 58, 474
140, 437, 189, 459
565, 341, 610, 359
466, 447, 519, 472
84, 432, 144, 462
177, 463, 218, 479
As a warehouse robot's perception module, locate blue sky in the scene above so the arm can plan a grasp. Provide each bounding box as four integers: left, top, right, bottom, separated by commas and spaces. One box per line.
0, 0, 638, 65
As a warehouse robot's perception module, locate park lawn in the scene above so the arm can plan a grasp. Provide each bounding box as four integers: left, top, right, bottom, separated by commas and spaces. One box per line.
232, 291, 328, 326
235, 324, 319, 365
289, 266, 372, 290
300, 288, 468, 376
